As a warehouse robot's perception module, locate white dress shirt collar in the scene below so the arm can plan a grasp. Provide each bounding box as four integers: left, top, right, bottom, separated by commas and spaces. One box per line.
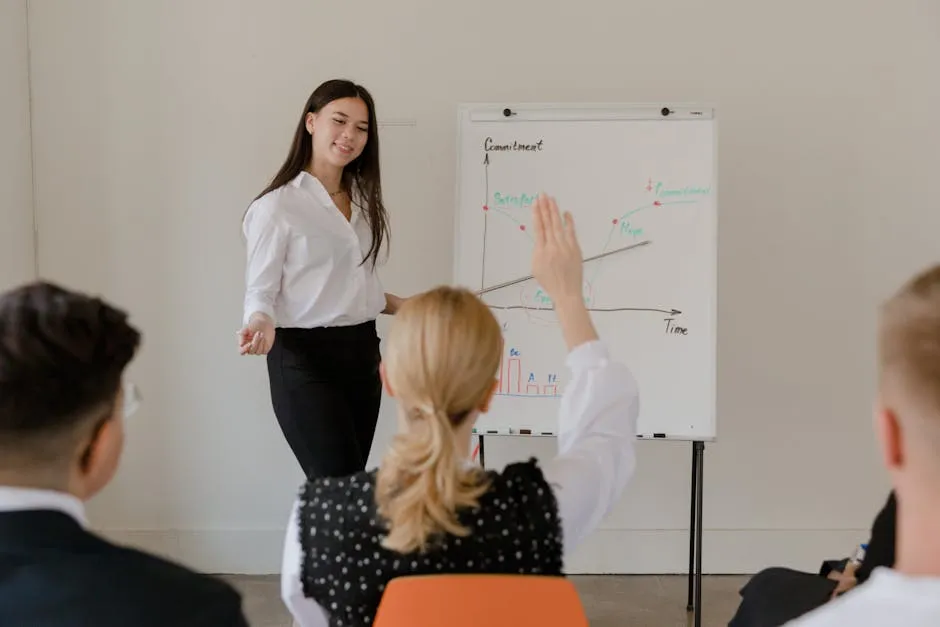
291, 171, 363, 224
0, 485, 88, 527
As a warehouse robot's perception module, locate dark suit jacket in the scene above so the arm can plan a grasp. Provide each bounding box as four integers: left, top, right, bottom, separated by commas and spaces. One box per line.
728, 491, 898, 627
855, 491, 896, 583
0, 510, 249, 627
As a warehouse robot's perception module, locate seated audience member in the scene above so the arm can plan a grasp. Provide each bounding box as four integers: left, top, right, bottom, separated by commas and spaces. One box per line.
848, 491, 896, 585
729, 491, 896, 626
0, 282, 249, 627
785, 265, 940, 626
280, 195, 640, 626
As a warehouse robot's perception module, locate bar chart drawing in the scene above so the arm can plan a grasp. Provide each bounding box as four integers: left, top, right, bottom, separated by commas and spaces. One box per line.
496, 348, 560, 398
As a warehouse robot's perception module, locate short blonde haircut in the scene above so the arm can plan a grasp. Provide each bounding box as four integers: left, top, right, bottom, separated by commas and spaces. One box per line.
879, 264, 940, 431
375, 286, 502, 554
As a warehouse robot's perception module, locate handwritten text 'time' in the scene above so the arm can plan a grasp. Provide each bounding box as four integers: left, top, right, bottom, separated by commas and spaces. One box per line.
484, 137, 544, 152
664, 318, 689, 336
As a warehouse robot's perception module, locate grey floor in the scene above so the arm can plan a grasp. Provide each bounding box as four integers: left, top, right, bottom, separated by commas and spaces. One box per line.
223, 574, 749, 626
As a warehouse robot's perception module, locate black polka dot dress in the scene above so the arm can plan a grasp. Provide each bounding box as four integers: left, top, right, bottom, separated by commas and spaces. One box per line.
297, 458, 564, 626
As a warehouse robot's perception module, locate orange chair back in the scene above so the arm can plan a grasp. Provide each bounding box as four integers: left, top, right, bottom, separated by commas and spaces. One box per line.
372, 574, 589, 627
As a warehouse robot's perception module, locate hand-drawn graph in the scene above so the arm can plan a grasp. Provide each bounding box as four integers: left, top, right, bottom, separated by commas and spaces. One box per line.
478, 151, 704, 319
477, 148, 711, 398
454, 105, 718, 442
496, 346, 560, 399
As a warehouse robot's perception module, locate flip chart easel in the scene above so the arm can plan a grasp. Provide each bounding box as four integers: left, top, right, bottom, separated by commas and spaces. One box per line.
454, 102, 717, 627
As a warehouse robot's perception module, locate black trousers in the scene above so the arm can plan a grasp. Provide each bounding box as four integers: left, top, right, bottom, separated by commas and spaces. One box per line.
728, 492, 896, 627
728, 567, 837, 627
266, 321, 382, 480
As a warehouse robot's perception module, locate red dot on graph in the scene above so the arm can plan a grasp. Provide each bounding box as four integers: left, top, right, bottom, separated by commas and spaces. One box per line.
519, 225, 526, 231
482, 205, 489, 211
612, 219, 619, 224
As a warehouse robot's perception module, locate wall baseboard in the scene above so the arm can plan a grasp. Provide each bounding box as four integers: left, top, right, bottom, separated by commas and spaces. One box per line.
564, 528, 866, 574
96, 527, 868, 575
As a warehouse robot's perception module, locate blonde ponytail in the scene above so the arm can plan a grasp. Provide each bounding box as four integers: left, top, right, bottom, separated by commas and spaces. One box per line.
376, 405, 489, 553
374, 287, 502, 554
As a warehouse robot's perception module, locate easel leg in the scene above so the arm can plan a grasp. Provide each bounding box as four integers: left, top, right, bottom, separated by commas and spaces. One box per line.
687, 441, 699, 611
693, 441, 705, 627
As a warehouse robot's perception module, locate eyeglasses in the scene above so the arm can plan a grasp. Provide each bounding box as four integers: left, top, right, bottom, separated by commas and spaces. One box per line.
123, 381, 142, 418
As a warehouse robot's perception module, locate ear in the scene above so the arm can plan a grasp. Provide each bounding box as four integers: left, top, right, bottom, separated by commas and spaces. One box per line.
73, 414, 124, 500
305, 111, 316, 135
478, 379, 499, 414
379, 361, 395, 397
875, 402, 904, 472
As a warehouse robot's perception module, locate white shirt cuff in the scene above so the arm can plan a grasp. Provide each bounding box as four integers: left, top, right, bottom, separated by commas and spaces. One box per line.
243, 303, 275, 327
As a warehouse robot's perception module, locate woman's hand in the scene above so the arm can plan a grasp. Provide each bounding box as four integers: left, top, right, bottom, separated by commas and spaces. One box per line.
531, 194, 584, 303
531, 194, 598, 350
238, 313, 276, 355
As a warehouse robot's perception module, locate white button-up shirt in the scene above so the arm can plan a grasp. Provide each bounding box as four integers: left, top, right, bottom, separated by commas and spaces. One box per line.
786, 568, 940, 626
242, 172, 386, 328
280, 339, 640, 627
0, 486, 87, 526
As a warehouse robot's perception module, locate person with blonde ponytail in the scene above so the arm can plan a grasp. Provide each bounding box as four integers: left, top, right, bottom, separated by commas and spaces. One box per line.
280, 195, 640, 627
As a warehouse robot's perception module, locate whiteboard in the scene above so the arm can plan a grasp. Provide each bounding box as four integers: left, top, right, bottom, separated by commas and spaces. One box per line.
453, 104, 717, 440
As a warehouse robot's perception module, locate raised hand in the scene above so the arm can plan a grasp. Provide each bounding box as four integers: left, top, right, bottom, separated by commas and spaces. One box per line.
530, 194, 598, 350
531, 194, 583, 305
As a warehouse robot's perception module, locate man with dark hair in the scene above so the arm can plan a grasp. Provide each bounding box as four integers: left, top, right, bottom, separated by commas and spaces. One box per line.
0, 281, 248, 627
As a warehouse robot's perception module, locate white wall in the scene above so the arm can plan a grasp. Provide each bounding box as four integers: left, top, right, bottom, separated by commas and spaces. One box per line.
0, 0, 34, 289
23, 0, 940, 574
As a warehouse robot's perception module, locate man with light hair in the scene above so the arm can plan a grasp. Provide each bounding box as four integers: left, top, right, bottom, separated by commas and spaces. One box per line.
788, 264, 940, 625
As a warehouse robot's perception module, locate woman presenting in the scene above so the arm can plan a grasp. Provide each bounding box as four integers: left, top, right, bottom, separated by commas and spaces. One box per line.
238, 79, 405, 480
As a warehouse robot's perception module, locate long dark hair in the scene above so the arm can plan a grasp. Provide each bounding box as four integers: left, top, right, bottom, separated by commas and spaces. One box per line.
252, 79, 389, 267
